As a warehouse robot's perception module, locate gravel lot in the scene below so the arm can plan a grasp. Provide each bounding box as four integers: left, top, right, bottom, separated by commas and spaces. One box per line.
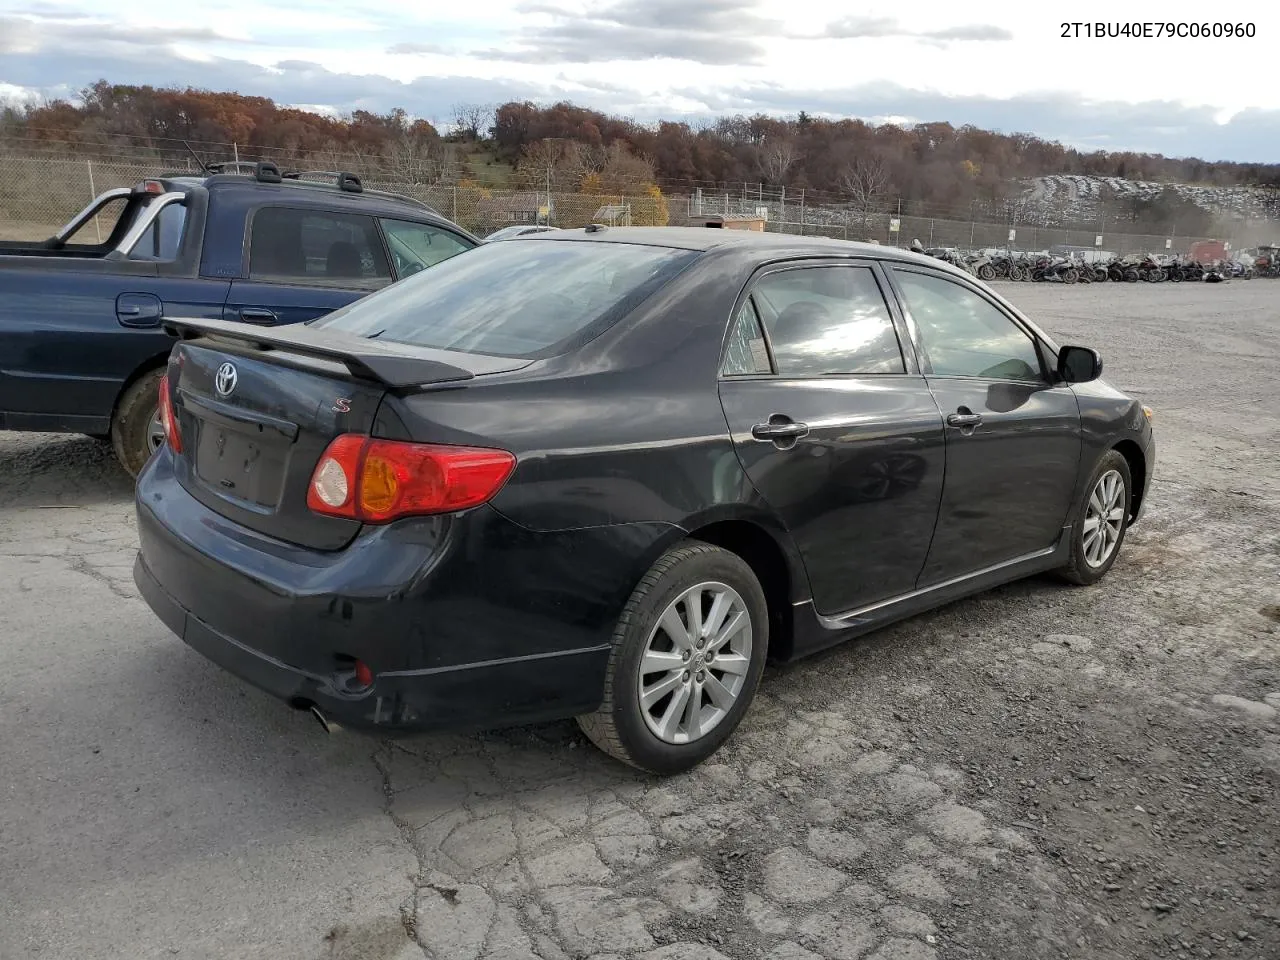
1, 280, 1277, 960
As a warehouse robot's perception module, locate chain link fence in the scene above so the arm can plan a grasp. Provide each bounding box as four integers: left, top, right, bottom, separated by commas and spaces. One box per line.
684, 193, 1242, 257
0, 152, 1260, 257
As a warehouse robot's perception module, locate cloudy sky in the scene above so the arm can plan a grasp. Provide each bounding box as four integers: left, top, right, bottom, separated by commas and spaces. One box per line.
2, 0, 1278, 161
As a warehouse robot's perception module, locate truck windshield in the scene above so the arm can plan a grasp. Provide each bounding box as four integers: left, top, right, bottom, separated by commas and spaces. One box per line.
308, 239, 699, 359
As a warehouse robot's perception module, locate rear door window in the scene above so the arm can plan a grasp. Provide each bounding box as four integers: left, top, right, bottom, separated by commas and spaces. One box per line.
309, 239, 699, 359
721, 300, 773, 376
248, 207, 391, 287
748, 265, 906, 376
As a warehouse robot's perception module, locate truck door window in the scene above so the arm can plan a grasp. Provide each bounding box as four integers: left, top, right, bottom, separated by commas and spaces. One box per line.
379, 219, 474, 278
249, 208, 391, 286
128, 201, 188, 261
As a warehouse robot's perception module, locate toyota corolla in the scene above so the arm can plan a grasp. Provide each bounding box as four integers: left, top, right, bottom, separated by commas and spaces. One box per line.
134, 227, 1155, 774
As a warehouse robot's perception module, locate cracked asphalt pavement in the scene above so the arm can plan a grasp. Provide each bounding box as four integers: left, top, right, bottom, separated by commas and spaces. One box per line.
2, 281, 1278, 960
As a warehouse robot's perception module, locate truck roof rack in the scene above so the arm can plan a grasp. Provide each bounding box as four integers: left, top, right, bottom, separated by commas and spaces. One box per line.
170, 160, 445, 218
281, 169, 363, 193
202, 160, 284, 183
280, 169, 443, 215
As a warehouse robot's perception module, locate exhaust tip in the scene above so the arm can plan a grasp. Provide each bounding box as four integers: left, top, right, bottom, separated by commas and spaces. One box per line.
310, 705, 341, 735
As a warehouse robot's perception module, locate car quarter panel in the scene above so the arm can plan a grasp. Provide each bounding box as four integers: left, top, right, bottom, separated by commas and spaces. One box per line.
384, 250, 761, 528
373, 248, 816, 601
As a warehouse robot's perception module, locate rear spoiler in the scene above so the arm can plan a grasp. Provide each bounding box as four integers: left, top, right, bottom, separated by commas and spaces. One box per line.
161, 316, 476, 388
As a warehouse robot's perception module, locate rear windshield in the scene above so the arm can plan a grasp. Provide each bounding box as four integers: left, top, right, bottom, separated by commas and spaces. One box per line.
307, 238, 699, 358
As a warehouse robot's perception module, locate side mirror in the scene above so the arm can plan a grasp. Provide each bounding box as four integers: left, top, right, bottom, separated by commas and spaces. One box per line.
1058, 345, 1103, 383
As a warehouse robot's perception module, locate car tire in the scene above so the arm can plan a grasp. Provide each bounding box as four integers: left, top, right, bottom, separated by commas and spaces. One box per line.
1055, 449, 1132, 586
110, 369, 165, 478
576, 542, 769, 775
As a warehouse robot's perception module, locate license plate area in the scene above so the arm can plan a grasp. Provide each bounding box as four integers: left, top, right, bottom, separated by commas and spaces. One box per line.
194, 422, 287, 509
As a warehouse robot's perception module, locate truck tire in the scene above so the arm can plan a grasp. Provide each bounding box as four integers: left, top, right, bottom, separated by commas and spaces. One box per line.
111, 369, 165, 478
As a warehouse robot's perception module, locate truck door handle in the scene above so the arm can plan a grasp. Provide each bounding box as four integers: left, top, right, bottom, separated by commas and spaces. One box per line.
116, 294, 163, 327
946, 412, 983, 428
751, 418, 810, 442
238, 308, 277, 324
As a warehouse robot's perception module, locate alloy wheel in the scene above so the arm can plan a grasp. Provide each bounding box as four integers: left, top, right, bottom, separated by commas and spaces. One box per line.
638, 581, 753, 744
1083, 469, 1125, 568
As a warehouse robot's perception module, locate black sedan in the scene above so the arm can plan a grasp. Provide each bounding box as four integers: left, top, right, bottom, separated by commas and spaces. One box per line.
134, 227, 1155, 775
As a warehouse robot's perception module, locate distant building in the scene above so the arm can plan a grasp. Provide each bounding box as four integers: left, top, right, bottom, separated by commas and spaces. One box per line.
477, 191, 550, 227
687, 214, 766, 232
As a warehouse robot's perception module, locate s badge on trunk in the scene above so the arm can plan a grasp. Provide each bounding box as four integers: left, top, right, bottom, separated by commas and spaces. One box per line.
215, 362, 238, 398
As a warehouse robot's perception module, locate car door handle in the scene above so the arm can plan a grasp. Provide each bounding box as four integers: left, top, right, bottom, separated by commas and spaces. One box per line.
751, 420, 810, 441
238, 308, 277, 324
946, 412, 983, 428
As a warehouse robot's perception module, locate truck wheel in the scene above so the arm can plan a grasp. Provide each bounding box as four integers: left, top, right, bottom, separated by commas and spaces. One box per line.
111, 370, 165, 478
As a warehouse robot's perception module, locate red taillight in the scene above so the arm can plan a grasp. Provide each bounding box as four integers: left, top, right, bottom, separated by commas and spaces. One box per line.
354, 660, 374, 687
157, 373, 182, 453
306, 434, 516, 523
141, 179, 165, 194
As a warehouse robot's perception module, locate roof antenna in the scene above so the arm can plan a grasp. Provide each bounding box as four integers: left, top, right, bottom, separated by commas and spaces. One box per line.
182, 140, 211, 173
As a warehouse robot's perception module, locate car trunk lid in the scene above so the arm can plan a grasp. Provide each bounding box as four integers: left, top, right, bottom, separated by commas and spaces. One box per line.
162, 316, 531, 550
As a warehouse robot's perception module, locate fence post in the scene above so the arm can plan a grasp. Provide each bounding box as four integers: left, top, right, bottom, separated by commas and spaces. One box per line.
451, 186, 457, 224
780, 186, 786, 224
799, 189, 805, 236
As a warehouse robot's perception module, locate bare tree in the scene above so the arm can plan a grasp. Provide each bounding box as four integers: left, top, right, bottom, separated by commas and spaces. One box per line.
840, 155, 891, 225
517, 139, 567, 192
559, 141, 608, 185
759, 137, 798, 184
385, 137, 454, 186
450, 103, 492, 141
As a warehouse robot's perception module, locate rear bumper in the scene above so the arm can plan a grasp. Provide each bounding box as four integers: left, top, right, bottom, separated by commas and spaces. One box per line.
134, 449, 677, 732
133, 551, 608, 731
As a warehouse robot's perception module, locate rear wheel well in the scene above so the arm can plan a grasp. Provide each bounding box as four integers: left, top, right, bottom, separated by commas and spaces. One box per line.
111, 353, 170, 425
1113, 439, 1146, 521
688, 520, 794, 661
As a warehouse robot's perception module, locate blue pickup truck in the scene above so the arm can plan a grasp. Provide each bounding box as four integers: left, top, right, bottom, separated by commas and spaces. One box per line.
0, 162, 479, 474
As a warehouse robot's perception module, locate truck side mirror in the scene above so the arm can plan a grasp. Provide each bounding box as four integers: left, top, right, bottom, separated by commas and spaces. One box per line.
1058, 345, 1103, 383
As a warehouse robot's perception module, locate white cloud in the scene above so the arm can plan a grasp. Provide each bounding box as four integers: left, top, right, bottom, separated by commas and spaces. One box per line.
0, 0, 1277, 159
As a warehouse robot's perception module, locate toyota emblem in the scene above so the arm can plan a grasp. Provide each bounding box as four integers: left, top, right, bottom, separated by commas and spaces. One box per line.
214, 362, 238, 398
